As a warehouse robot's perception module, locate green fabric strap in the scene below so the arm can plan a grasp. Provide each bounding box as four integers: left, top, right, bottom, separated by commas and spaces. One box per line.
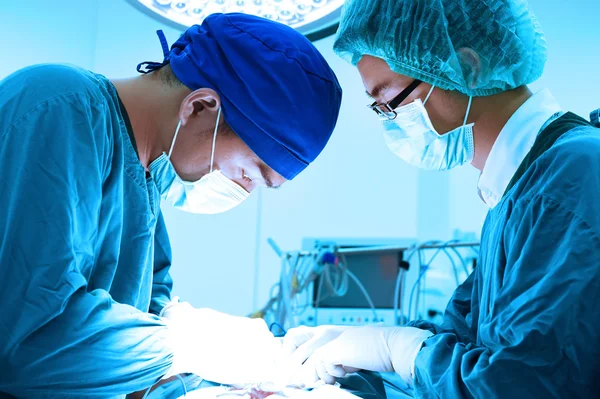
504, 112, 593, 196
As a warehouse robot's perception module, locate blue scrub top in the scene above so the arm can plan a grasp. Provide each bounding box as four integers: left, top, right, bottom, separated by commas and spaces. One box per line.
0, 64, 173, 398
409, 121, 600, 397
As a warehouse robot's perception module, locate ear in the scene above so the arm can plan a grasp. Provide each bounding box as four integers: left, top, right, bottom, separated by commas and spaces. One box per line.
456, 48, 481, 90
179, 88, 221, 126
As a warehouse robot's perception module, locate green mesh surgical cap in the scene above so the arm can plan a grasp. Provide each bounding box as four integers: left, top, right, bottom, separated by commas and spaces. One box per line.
333, 0, 547, 96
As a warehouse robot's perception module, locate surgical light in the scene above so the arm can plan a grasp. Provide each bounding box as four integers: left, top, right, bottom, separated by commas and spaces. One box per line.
131, 0, 343, 41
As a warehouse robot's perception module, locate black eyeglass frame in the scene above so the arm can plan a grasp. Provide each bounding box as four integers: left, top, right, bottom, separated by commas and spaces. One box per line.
368, 79, 422, 120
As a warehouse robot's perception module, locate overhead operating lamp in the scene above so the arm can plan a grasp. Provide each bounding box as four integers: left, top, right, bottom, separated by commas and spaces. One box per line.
129, 0, 343, 41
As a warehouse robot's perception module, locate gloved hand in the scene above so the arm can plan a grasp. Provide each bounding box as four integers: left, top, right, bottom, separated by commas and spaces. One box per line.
160, 299, 284, 386
290, 325, 433, 387
282, 325, 353, 367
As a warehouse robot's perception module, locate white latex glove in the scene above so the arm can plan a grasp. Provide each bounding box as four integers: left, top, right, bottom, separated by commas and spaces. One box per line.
293, 326, 433, 387
161, 300, 284, 386
282, 325, 353, 367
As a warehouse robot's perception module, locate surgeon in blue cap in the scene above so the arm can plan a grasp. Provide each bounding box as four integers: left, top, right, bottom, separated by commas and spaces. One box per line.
284, 0, 600, 397
0, 13, 341, 398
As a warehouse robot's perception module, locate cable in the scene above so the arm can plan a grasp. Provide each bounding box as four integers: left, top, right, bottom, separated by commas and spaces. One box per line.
393, 268, 404, 325
142, 385, 153, 399
408, 241, 456, 321
394, 241, 440, 326
323, 263, 337, 296
288, 257, 303, 317
293, 256, 322, 316
314, 267, 325, 326
292, 285, 311, 316
267, 249, 347, 328
302, 254, 320, 284
269, 282, 280, 299
176, 374, 188, 396
448, 246, 470, 275
290, 253, 317, 318
421, 261, 427, 319
404, 241, 480, 323
399, 271, 406, 324
293, 255, 309, 288
345, 269, 378, 320
324, 254, 349, 297
414, 250, 425, 321
394, 245, 416, 325
278, 254, 292, 328
402, 241, 441, 266
286, 254, 300, 327
442, 247, 460, 286
258, 248, 321, 328
469, 245, 480, 256
257, 240, 480, 330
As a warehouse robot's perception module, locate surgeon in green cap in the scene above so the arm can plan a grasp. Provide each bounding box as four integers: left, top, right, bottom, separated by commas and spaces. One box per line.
283, 0, 600, 397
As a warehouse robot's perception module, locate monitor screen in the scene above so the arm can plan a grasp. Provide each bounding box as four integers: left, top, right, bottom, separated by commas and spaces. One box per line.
314, 251, 401, 309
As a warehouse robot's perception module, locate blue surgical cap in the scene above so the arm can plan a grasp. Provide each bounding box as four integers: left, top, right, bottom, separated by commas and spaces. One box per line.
333, 0, 547, 96
165, 13, 342, 180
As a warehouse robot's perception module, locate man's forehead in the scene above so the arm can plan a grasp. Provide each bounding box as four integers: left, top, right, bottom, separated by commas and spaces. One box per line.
358, 56, 414, 100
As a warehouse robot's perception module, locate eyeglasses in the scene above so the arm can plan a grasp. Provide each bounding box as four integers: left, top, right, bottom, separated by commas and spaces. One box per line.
368, 79, 422, 120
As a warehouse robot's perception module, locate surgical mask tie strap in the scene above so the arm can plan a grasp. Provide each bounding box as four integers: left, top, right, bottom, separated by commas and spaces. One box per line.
167, 107, 221, 167
463, 96, 473, 125
168, 121, 182, 158
423, 85, 436, 105
209, 107, 222, 174
137, 30, 171, 74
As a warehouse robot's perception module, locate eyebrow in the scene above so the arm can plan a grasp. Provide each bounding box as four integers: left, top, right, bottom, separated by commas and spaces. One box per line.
258, 163, 279, 189
366, 81, 394, 100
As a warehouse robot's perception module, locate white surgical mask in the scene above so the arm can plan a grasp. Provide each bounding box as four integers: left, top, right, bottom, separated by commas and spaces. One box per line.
382, 86, 475, 171
149, 107, 249, 214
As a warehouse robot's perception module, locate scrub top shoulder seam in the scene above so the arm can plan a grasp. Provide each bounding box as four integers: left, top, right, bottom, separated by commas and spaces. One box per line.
0, 91, 106, 141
